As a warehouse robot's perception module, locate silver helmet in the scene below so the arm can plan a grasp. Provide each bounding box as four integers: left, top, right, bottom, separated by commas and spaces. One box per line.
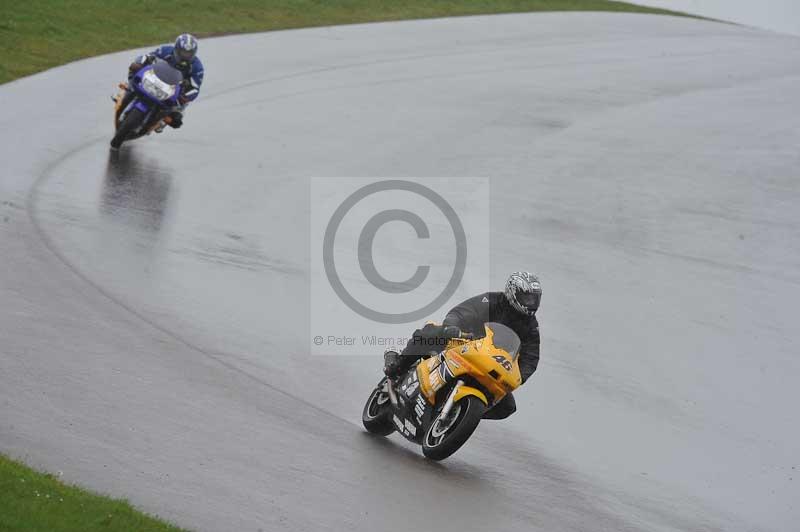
504, 271, 542, 315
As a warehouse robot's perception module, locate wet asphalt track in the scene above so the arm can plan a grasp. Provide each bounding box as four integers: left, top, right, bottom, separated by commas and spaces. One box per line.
2, 12, 800, 532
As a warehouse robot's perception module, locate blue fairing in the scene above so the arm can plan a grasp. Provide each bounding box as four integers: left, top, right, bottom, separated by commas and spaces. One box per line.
122, 62, 183, 122
131, 63, 182, 105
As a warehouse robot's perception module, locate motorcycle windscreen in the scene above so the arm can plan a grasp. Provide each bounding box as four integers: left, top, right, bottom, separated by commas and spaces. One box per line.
152, 60, 183, 86
484, 322, 521, 360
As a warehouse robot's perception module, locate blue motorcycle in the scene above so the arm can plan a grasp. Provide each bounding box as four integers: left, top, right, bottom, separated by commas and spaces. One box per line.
111, 59, 184, 149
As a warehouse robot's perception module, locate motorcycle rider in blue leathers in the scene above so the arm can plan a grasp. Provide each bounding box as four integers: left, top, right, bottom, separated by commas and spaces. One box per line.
127, 33, 204, 129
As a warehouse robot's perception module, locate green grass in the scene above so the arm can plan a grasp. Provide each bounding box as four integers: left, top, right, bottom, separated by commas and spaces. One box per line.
0, 454, 186, 532
0, 0, 695, 84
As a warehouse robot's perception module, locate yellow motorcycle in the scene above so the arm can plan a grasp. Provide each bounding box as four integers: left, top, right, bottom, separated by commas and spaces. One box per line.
362, 322, 522, 460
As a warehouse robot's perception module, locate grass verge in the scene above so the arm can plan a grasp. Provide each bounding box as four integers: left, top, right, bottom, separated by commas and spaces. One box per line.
0, 0, 696, 84
0, 454, 186, 532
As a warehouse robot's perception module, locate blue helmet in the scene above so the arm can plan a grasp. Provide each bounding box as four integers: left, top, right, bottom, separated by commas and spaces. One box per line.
173, 34, 198, 66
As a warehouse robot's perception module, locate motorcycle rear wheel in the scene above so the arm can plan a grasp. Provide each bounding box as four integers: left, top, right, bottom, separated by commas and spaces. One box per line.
422, 395, 485, 461
362, 380, 395, 436
110, 107, 145, 149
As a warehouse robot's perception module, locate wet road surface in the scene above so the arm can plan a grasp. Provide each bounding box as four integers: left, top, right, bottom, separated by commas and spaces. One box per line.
2, 12, 799, 532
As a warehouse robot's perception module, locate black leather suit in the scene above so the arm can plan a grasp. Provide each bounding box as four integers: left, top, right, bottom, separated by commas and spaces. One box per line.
394, 292, 540, 419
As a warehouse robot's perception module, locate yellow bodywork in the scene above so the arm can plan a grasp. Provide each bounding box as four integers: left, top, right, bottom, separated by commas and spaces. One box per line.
452, 385, 488, 405
416, 325, 522, 407
113, 83, 128, 128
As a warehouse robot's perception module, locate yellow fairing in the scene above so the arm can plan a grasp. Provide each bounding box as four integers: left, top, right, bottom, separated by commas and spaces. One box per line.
416, 360, 436, 403
452, 385, 488, 405
453, 326, 523, 402
113, 83, 128, 128
418, 324, 522, 407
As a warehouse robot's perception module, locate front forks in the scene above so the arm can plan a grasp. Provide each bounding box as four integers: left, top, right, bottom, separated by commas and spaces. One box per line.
388, 377, 464, 415
386, 378, 399, 407
439, 380, 464, 419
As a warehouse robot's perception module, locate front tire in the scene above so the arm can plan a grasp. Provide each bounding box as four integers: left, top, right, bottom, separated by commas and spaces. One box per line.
362, 380, 395, 436
111, 107, 145, 149
422, 395, 485, 461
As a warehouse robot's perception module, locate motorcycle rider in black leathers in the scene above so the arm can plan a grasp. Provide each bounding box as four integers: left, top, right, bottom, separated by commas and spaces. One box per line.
384, 271, 542, 420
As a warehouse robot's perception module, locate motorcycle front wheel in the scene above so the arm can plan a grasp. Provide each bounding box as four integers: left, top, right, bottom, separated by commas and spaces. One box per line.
110, 107, 145, 149
362, 379, 395, 436
422, 395, 485, 461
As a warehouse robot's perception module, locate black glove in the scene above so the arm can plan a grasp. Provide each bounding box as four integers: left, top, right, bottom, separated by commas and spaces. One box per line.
383, 350, 402, 379
128, 55, 154, 77
128, 62, 143, 78
169, 112, 183, 129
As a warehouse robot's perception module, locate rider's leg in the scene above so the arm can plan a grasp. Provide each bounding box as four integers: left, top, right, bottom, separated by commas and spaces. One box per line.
383, 348, 425, 379
383, 323, 449, 378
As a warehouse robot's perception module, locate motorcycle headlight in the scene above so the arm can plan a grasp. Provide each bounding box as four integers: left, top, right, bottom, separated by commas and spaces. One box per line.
141, 69, 176, 101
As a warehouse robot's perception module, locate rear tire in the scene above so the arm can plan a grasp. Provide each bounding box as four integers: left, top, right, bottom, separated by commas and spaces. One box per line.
111, 107, 145, 149
362, 380, 395, 436
422, 395, 485, 461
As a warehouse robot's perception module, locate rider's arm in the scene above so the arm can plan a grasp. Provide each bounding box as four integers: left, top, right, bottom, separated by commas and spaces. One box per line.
132, 54, 153, 65
442, 310, 466, 330
132, 45, 169, 67
129, 51, 156, 76
180, 58, 204, 104
403, 323, 449, 357
151, 45, 173, 60
518, 317, 540, 383
442, 294, 486, 336
190, 58, 204, 89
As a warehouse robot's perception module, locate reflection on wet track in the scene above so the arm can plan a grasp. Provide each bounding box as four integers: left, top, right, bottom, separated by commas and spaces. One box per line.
101, 150, 173, 235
